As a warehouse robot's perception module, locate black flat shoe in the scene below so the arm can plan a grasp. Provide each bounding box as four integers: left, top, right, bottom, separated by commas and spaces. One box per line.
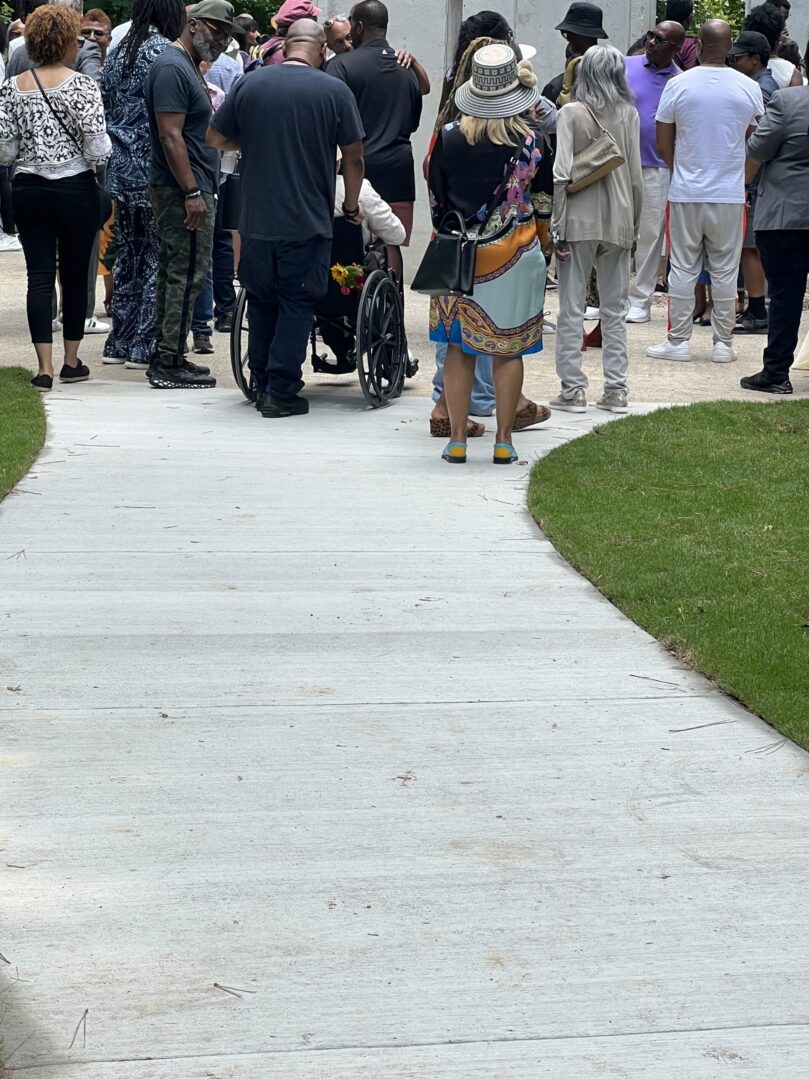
740, 371, 793, 395
31, 373, 53, 393
59, 360, 90, 383
258, 393, 309, 417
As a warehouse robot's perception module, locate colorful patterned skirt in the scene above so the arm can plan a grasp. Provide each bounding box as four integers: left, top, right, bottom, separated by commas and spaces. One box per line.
429, 216, 545, 358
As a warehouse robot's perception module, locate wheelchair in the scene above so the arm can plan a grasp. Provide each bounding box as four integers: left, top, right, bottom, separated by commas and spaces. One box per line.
230, 218, 416, 409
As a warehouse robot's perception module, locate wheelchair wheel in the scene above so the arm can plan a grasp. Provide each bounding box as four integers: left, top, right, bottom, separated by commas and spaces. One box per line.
230, 287, 255, 402
355, 270, 406, 408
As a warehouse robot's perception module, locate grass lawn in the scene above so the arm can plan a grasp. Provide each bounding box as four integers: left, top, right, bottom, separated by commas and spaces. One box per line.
528, 400, 809, 749
0, 367, 46, 503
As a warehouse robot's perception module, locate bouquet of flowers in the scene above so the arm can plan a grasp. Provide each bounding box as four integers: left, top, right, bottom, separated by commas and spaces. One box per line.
331, 262, 366, 295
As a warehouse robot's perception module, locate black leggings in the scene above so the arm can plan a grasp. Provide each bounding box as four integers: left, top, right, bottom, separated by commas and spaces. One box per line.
0, 167, 15, 235
13, 171, 98, 343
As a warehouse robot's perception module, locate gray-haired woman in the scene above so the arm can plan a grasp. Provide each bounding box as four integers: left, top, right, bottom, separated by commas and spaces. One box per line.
551, 44, 643, 414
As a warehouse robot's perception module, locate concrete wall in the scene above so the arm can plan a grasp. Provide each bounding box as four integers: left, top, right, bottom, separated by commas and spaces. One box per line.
320, 0, 804, 267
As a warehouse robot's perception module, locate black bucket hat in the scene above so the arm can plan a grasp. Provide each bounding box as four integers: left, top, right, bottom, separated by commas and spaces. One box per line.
555, 2, 608, 40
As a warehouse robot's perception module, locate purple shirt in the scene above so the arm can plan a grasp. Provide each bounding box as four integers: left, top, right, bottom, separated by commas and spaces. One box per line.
625, 54, 681, 169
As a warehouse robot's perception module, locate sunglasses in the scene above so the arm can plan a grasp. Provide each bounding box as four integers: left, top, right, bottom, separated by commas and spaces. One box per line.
646, 30, 675, 45
200, 18, 230, 39
81, 27, 109, 38
324, 13, 348, 27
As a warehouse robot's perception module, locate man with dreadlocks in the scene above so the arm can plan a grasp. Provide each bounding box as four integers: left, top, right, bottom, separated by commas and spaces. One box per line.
101, 0, 187, 370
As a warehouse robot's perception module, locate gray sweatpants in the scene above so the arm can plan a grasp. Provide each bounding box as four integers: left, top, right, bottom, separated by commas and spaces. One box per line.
555, 239, 631, 394
667, 201, 745, 346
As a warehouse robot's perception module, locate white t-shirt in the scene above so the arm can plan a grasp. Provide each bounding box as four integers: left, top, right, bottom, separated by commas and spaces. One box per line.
656, 65, 763, 204
768, 56, 797, 89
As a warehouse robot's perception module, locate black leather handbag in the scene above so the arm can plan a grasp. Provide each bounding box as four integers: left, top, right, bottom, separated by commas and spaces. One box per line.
411, 209, 476, 297
411, 144, 523, 298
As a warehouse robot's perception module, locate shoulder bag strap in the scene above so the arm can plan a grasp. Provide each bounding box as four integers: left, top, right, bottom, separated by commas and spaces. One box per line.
580, 102, 609, 137
478, 139, 526, 231
30, 68, 86, 158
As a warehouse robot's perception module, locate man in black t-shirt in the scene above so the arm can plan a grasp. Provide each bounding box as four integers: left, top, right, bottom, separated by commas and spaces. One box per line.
209, 21, 365, 418
143, 0, 235, 389
327, 0, 423, 254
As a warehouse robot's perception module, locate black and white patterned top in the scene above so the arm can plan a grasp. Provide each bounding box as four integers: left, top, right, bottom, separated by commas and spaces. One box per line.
0, 71, 111, 179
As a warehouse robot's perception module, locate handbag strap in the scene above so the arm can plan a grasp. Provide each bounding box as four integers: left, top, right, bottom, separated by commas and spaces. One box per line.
478, 140, 526, 231
30, 69, 86, 159
580, 103, 610, 138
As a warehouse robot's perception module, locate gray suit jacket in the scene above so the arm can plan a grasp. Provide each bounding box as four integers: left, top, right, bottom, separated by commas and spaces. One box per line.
747, 86, 809, 231
5, 39, 102, 83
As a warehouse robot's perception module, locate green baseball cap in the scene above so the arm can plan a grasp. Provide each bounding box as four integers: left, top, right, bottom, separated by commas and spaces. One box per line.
190, 0, 237, 30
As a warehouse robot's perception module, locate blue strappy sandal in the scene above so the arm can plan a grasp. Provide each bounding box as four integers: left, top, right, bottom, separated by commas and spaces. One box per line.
442, 441, 467, 464
493, 442, 518, 465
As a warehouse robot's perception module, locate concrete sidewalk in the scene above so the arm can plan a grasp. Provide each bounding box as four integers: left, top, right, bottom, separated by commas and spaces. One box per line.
2, 382, 808, 1077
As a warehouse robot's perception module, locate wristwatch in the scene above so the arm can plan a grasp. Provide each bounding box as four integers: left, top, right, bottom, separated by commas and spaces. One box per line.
184, 188, 202, 200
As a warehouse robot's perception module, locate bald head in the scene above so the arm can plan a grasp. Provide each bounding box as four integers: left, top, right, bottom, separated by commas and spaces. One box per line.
284, 18, 327, 63
698, 18, 733, 63
657, 19, 685, 43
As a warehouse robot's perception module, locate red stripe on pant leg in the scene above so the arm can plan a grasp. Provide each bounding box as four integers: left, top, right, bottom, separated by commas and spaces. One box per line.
665, 202, 671, 336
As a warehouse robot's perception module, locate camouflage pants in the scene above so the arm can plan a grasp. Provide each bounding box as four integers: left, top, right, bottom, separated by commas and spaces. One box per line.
150, 185, 214, 364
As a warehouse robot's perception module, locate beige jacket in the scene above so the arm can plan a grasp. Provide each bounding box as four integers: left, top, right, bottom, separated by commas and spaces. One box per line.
552, 101, 643, 250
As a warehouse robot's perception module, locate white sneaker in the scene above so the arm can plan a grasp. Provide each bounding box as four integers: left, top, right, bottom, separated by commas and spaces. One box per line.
102, 356, 126, 365
84, 317, 110, 334
626, 306, 650, 324
646, 339, 691, 362
584, 306, 600, 321
712, 341, 738, 364
52, 318, 62, 332
0, 232, 22, 252
549, 388, 587, 413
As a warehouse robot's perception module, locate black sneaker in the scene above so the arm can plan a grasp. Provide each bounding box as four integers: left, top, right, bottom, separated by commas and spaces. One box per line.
733, 312, 768, 335
258, 393, 309, 417
148, 360, 216, 389
31, 373, 53, 393
184, 358, 211, 376
192, 334, 214, 355
59, 360, 90, 383
740, 371, 793, 394
214, 313, 233, 333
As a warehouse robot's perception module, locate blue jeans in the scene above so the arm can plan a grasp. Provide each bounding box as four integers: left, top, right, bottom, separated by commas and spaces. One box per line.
192, 263, 213, 336
239, 234, 331, 400
431, 342, 495, 416
191, 194, 235, 336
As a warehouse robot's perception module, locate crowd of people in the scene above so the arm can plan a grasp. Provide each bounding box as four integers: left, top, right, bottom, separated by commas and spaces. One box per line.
0, 0, 807, 461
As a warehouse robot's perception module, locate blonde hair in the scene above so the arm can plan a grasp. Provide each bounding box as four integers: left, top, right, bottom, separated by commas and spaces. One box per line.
459, 113, 532, 147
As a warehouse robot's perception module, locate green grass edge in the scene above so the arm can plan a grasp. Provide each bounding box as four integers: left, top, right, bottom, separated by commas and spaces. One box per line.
0, 367, 46, 504
527, 402, 809, 750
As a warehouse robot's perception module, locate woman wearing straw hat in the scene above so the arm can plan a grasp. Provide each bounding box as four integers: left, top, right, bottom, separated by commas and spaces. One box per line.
551, 44, 643, 414
428, 43, 546, 465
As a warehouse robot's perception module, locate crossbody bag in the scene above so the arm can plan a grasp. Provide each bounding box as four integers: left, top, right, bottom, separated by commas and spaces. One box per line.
30, 69, 112, 228
411, 142, 524, 298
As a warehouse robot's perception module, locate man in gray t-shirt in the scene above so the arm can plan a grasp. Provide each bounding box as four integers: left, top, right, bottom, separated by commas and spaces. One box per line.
142, 0, 234, 389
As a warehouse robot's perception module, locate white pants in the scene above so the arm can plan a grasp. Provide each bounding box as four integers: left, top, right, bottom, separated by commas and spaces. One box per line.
556, 240, 631, 393
628, 167, 669, 313
667, 201, 745, 346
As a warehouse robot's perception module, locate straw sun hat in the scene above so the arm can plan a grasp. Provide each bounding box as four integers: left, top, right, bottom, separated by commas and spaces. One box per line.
454, 43, 541, 119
